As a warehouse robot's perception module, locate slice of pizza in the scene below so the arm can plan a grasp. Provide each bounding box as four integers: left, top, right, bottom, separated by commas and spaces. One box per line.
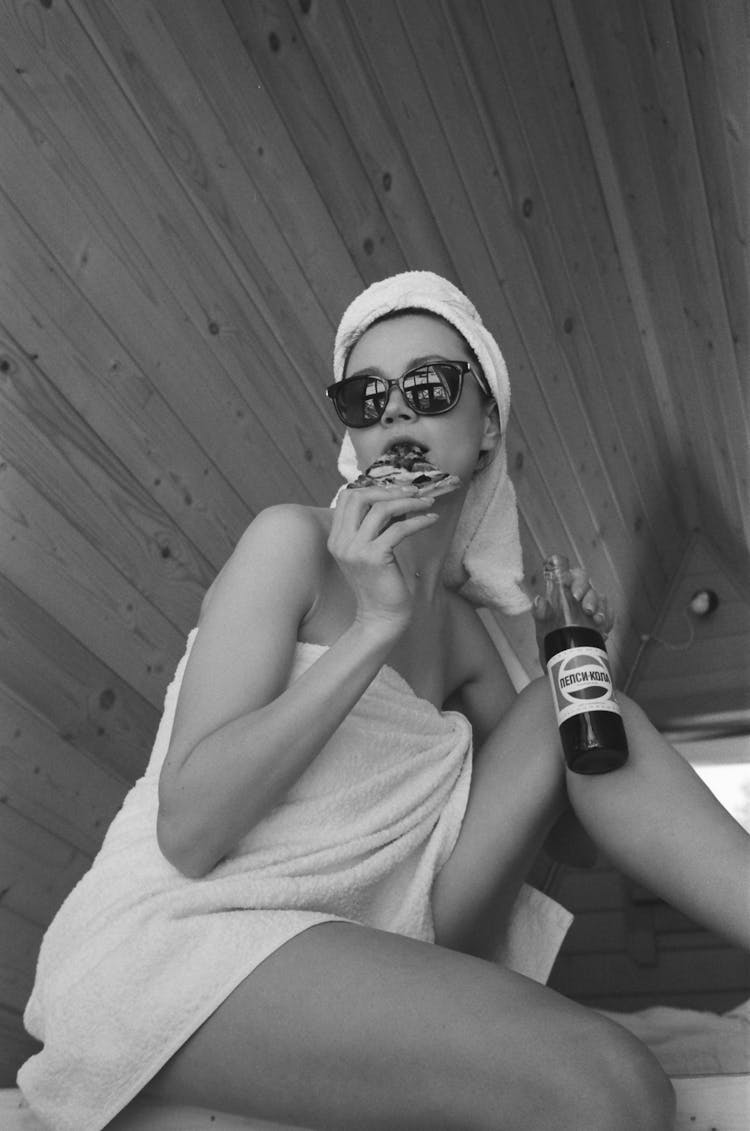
346, 441, 461, 497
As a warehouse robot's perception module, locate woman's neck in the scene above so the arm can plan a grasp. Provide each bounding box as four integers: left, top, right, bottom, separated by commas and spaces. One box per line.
394, 491, 464, 599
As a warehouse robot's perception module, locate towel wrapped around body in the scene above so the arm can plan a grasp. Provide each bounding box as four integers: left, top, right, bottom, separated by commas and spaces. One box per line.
18, 630, 572, 1131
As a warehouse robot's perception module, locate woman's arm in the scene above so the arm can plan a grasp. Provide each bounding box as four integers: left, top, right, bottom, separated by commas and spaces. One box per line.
451, 565, 615, 743
158, 489, 439, 878
444, 599, 518, 747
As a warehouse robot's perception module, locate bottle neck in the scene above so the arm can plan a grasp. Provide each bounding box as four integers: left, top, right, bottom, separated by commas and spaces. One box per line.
544, 564, 579, 627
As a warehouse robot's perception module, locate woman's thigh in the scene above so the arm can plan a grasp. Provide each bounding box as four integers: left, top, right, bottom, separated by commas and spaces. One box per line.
431, 678, 569, 952
143, 920, 671, 1131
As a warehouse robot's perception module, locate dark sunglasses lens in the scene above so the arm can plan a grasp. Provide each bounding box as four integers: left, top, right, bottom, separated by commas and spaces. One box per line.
334, 376, 388, 427
402, 364, 461, 414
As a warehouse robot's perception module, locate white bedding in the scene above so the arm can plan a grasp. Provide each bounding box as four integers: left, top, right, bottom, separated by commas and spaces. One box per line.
599, 997, 750, 1077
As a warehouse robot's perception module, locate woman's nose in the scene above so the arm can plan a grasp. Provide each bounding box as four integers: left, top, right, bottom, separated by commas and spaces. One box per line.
381, 383, 417, 424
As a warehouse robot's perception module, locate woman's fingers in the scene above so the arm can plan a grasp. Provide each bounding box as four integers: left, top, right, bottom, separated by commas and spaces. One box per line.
595, 598, 614, 634
326, 485, 446, 624
374, 507, 440, 551
572, 570, 615, 633
570, 568, 614, 633
356, 495, 436, 541
329, 487, 442, 581
534, 566, 615, 636
333, 487, 431, 541
333, 485, 417, 532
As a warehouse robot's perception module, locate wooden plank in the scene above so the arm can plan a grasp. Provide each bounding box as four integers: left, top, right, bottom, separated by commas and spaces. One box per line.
0, 327, 211, 632
0, 574, 158, 781
505, 0, 689, 575
563, 907, 736, 956
153, 0, 365, 315
554, 0, 747, 549
0, 803, 90, 927
73, 0, 337, 361
62, 0, 345, 462
0, 210, 249, 571
0, 1020, 40, 1090
551, 945, 750, 998
0, 460, 184, 709
575, 990, 750, 1016
270, 0, 456, 277
554, 866, 628, 913
615, 0, 748, 539
674, 0, 749, 383
0, 685, 126, 857
657, 0, 749, 347
551, 0, 702, 526
0, 910, 42, 1015
632, 642, 750, 699
0, 12, 335, 510
222, 0, 405, 284
635, 688, 750, 733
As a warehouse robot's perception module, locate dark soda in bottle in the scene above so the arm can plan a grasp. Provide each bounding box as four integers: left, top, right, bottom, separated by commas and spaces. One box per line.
542, 553, 629, 774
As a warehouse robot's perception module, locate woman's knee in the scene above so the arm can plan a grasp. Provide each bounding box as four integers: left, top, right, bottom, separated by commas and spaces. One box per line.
466, 1001, 674, 1131
486, 676, 562, 770
514, 673, 554, 718
566, 1015, 675, 1131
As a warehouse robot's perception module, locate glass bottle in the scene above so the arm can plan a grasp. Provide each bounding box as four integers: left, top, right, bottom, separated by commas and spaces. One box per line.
543, 553, 629, 774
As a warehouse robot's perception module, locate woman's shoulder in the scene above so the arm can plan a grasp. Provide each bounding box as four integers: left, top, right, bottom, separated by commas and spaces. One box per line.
199, 503, 332, 621
239, 502, 332, 549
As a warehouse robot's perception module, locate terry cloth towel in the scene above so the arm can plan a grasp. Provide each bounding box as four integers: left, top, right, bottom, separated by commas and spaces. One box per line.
333, 271, 531, 615
18, 630, 572, 1131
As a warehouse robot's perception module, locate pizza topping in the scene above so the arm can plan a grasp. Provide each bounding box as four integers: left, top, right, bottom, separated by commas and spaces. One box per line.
347, 441, 461, 494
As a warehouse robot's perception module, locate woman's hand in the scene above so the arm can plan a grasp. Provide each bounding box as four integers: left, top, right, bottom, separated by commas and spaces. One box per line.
328, 485, 439, 630
532, 564, 614, 665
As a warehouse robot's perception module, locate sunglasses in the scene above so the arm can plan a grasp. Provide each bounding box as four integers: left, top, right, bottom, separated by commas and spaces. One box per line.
326, 361, 490, 429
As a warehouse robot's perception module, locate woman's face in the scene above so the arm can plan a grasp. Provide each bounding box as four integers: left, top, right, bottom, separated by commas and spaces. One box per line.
343, 313, 498, 482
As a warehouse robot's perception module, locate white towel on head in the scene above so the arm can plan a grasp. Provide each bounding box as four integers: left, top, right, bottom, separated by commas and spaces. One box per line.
332, 271, 531, 615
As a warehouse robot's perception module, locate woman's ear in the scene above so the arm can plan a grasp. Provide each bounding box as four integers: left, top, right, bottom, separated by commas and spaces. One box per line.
473, 403, 502, 474
479, 402, 502, 454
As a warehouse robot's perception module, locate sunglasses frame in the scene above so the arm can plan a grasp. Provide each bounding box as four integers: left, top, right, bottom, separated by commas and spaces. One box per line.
326, 360, 489, 429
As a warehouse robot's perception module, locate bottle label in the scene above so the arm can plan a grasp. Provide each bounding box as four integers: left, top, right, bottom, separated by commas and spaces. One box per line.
547, 645, 622, 724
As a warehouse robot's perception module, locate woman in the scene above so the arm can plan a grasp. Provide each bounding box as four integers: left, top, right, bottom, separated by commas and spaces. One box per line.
20, 272, 749, 1131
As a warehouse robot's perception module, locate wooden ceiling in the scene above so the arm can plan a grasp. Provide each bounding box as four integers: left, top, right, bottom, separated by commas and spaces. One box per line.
1, 0, 748, 781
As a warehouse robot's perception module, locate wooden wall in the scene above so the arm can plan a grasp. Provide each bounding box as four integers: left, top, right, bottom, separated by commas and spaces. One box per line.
0, 0, 747, 1086
549, 859, 750, 1014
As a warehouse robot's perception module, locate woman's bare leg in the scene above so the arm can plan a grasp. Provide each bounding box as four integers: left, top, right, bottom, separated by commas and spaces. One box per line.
432, 677, 569, 955
435, 677, 750, 956
144, 921, 673, 1131
567, 694, 750, 950
135, 680, 743, 1129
